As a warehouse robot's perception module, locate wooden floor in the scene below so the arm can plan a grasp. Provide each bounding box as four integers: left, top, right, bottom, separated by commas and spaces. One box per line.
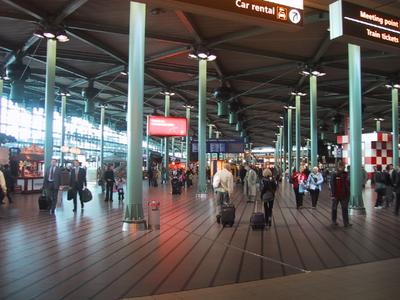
0, 180, 399, 300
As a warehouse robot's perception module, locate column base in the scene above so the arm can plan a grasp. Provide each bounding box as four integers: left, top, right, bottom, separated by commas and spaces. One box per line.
122, 220, 147, 232
349, 207, 366, 216
196, 193, 208, 199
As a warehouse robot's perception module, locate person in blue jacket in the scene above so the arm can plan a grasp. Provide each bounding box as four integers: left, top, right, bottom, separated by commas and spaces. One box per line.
307, 166, 324, 208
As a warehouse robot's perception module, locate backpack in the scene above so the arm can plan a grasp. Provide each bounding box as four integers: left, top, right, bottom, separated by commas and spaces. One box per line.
261, 177, 276, 201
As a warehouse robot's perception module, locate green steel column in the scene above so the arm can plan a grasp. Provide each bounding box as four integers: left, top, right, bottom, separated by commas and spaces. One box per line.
185, 106, 191, 167
123, 1, 146, 227
306, 139, 310, 165
295, 95, 301, 171
198, 59, 207, 195
0, 79, 3, 130
287, 108, 293, 173
171, 137, 175, 158
44, 39, 57, 171
163, 94, 170, 182
348, 43, 365, 215
216, 131, 220, 139
376, 120, 381, 132
60, 94, 67, 166
208, 124, 213, 139
393, 88, 399, 168
279, 126, 283, 171
100, 105, 105, 168
146, 115, 150, 169
310, 75, 318, 167
282, 113, 287, 173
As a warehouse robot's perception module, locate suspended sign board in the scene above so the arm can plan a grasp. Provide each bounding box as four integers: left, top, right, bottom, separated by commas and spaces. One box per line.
143, 0, 304, 28
148, 116, 187, 137
330, 0, 400, 53
192, 139, 245, 153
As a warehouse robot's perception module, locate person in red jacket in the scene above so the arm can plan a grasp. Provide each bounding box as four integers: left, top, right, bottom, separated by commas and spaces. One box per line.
330, 162, 352, 227
291, 166, 308, 209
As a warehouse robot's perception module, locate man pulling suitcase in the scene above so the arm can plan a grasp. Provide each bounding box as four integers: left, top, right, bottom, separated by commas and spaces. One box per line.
213, 163, 234, 224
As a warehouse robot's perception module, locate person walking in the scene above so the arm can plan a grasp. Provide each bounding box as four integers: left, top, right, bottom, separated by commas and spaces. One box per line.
260, 168, 277, 227
384, 164, 395, 207
393, 167, 400, 216
0, 168, 7, 205
330, 162, 352, 227
213, 163, 234, 222
69, 160, 87, 212
373, 165, 386, 208
307, 167, 324, 208
291, 166, 308, 209
244, 164, 257, 203
43, 159, 61, 214
103, 164, 115, 202
2, 164, 14, 204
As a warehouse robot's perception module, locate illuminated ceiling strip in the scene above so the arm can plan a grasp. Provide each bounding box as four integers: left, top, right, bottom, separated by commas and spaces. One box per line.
344, 16, 400, 35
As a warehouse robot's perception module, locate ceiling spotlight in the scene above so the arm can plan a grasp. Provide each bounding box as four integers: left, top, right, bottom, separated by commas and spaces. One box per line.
291, 91, 307, 96
385, 83, 400, 89
183, 104, 194, 109
56, 30, 69, 42
188, 49, 217, 61
161, 91, 175, 96
300, 65, 326, 77
43, 30, 56, 39
374, 118, 384, 121
33, 29, 45, 39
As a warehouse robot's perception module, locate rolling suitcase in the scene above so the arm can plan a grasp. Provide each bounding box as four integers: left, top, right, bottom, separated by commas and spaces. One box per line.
221, 204, 235, 227
38, 192, 50, 210
250, 201, 265, 230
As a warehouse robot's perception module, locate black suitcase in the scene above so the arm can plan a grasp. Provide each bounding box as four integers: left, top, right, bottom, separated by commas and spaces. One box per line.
38, 194, 50, 210
221, 204, 235, 227
250, 212, 266, 230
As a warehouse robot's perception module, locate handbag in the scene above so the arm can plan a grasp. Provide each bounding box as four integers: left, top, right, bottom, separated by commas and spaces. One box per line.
81, 188, 93, 203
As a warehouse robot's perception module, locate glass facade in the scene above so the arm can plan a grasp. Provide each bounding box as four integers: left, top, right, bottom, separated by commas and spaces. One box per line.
0, 97, 162, 162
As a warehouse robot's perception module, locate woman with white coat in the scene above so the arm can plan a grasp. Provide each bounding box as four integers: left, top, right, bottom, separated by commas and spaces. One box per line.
307, 166, 324, 208
244, 165, 258, 203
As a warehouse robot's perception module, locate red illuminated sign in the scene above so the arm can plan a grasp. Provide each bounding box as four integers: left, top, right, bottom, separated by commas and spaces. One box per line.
148, 116, 188, 137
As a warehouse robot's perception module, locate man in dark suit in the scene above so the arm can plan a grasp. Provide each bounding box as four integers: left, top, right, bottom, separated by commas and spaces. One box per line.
43, 159, 61, 214
69, 159, 87, 212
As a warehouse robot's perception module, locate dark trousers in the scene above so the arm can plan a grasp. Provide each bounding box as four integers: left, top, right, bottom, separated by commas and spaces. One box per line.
46, 183, 59, 212
395, 192, 400, 215
263, 199, 274, 224
72, 185, 84, 210
375, 189, 385, 207
310, 189, 320, 207
332, 197, 349, 225
118, 188, 124, 200
293, 187, 303, 208
105, 182, 114, 201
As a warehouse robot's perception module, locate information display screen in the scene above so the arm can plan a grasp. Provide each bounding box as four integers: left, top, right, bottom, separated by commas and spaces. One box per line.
191, 139, 245, 153
148, 116, 187, 137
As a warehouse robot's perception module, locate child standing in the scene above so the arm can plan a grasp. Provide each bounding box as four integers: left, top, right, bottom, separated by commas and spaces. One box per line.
115, 176, 126, 201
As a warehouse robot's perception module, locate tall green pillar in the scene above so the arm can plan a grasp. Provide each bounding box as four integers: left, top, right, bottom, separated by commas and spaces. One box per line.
348, 43, 365, 215
375, 119, 382, 132
163, 94, 170, 183
100, 104, 105, 168
123, 1, 146, 229
171, 137, 175, 158
287, 108, 293, 173
282, 113, 287, 173
279, 126, 283, 171
146, 115, 150, 169
216, 131, 221, 139
185, 106, 191, 168
208, 124, 214, 139
198, 59, 207, 195
60, 94, 67, 166
295, 95, 301, 171
44, 39, 57, 170
0, 79, 3, 128
392, 88, 399, 168
310, 75, 318, 167
306, 138, 311, 165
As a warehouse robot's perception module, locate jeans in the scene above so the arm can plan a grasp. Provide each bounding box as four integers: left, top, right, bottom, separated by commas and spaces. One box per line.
375, 189, 385, 207
293, 187, 303, 208
216, 191, 229, 213
331, 197, 349, 225
105, 181, 114, 201
72, 185, 83, 210
263, 199, 274, 224
310, 189, 320, 207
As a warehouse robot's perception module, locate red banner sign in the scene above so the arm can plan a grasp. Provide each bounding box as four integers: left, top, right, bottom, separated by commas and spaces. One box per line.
148, 116, 188, 137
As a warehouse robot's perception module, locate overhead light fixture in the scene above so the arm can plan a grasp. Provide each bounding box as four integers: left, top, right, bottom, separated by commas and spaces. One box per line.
300, 65, 326, 77
161, 91, 175, 96
33, 29, 45, 39
56, 30, 69, 42
43, 30, 56, 39
284, 105, 296, 110
183, 104, 194, 109
291, 91, 307, 96
374, 118, 384, 121
385, 83, 400, 89
0, 73, 10, 81
188, 49, 217, 61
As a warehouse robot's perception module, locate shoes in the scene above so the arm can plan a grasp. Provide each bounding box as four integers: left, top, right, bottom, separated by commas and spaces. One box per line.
332, 222, 339, 226
268, 220, 272, 227
105, 199, 109, 202
344, 223, 353, 227
73, 209, 77, 212
311, 206, 316, 209
216, 214, 221, 224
